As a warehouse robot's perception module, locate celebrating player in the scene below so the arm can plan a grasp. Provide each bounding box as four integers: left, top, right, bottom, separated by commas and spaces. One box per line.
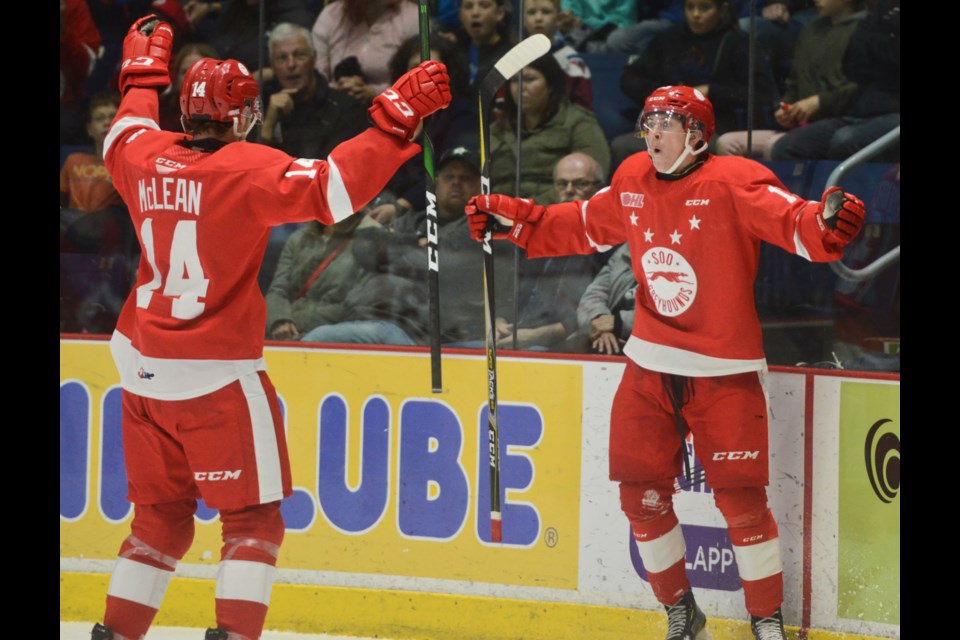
91, 15, 450, 640
466, 85, 865, 640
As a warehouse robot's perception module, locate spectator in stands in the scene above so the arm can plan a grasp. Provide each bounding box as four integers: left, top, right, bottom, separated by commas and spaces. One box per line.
458, 0, 514, 87
552, 151, 605, 202
611, 0, 776, 166
523, 0, 593, 109
830, 0, 898, 160
61, 0, 102, 145
577, 244, 637, 354
265, 213, 379, 341
491, 53, 610, 204
311, 0, 419, 103
260, 23, 368, 159
604, 1, 678, 57
716, 0, 867, 159
183, 0, 315, 70
556, 0, 638, 51
326, 147, 513, 345
501, 152, 606, 351
61, 92, 123, 214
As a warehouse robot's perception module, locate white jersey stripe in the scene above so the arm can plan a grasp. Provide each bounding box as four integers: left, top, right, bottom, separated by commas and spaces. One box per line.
107, 557, 173, 609
581, 191, 614, 252
215, 559, 275, 605
623, 336, 767, 377
103, 116, 160, 159
324, 157, 354, 223
239, 372, 284, 503
732, 538, 782, 581
634, 523, 686, 573
792, 204, 819, 261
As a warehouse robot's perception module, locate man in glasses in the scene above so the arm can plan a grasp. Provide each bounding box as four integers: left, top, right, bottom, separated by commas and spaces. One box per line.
552, 151, 605, 202
467, 85, 866, 640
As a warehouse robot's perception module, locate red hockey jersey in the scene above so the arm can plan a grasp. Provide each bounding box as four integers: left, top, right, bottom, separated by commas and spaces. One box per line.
524, 153, 844, 375
104, 87, 419, 398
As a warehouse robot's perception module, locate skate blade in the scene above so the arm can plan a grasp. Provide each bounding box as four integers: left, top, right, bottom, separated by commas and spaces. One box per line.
695, 627, 712, 640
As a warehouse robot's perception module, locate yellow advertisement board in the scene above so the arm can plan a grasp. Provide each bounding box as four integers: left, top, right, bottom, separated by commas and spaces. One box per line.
60, 342, 582, 589
837, 380, 900, 624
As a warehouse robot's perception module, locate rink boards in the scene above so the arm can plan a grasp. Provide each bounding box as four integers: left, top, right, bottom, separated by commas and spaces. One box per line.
60, 339, 899, 639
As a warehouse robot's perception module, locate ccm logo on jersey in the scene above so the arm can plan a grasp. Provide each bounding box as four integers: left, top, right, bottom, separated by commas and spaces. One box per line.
712, 451, 760, 461
194, 470, 242, 481
685, 199, 710, 206
620, 192, 645, 208
155, 157, 187, 175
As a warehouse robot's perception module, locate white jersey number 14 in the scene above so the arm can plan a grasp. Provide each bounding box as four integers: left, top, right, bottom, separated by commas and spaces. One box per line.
136, 218, 209, 319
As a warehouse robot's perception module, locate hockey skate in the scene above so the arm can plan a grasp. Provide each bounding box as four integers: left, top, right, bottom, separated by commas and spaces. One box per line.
205, 628, 253, 640
750, 608, 787, 640
90, 623, 113, 640
664, 590, 710, 640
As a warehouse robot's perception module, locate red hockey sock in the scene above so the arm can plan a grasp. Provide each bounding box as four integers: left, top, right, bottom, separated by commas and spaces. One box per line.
620, 481, 690, 605
714, 487, 783, 616
215, 502, 285, 639
104, 501, 196, 639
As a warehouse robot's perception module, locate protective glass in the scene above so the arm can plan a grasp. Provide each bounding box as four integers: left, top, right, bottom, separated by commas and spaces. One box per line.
554, 178, 601, 192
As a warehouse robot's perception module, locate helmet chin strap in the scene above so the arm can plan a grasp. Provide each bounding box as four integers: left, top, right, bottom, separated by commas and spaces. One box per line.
233, 115, 256, 141
664, 130, 708, 174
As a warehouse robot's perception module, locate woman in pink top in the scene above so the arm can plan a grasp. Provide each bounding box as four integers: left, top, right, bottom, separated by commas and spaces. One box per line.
312, 0, 419, 103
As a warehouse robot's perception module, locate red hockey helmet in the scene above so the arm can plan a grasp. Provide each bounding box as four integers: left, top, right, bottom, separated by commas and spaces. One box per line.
640, 85, 715, 144
179, 57, 262, 124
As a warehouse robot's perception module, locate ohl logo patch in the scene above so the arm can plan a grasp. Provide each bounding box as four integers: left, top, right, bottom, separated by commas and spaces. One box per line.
641, 247, 697, 317
620, 192, 645, 208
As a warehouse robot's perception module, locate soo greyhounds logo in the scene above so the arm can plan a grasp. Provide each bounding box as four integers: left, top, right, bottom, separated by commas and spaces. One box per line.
864, 418, 899, 503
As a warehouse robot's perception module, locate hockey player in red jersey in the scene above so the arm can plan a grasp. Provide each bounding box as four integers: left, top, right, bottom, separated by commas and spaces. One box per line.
466, 86, 864, 640
91, 15, 451, 640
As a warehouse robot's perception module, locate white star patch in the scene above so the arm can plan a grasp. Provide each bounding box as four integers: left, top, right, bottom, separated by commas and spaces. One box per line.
643, 228, 654, 242
670, 230, 682, 244
629, 212, 639, 226
689, 215, 701, 230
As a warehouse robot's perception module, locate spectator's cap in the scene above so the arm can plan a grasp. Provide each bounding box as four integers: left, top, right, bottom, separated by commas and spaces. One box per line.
438, 147, 480, 175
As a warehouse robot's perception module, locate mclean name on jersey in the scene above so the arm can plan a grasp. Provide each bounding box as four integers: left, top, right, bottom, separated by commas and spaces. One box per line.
138, 177, 203, 216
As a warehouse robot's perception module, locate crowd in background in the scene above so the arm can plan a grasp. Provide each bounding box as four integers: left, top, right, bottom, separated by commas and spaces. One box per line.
60, 0, 900, 369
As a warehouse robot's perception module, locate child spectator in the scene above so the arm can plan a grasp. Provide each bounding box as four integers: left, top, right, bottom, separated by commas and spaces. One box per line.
458, 0, 514, 87
60, 92, 123, 213
523, 0, 593, 109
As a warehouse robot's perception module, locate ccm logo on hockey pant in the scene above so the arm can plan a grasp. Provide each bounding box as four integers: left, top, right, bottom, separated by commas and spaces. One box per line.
685, 199, 710, 206
712, 451, 760, 461
194, 470, 242, 481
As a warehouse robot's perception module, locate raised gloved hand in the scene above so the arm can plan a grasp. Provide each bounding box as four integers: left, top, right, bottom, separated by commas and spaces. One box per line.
464, 194, 547, 247
119, 15, 174, 95
819, 186, 866, 247
368, 60, 452, 140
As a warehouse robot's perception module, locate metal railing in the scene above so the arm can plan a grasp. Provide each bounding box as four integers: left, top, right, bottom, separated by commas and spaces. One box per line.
827, 126, 900, 283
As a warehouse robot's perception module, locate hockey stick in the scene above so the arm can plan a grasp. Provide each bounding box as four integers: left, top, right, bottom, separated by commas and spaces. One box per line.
477, 33, 551, 543
419, 0, 442, 393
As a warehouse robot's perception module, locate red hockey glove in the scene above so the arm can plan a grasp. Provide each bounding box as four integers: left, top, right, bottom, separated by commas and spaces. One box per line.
369, 61, 452, 140
119, 15, 174, 95
465, 194, 547, 248
819, 186, 866, 247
